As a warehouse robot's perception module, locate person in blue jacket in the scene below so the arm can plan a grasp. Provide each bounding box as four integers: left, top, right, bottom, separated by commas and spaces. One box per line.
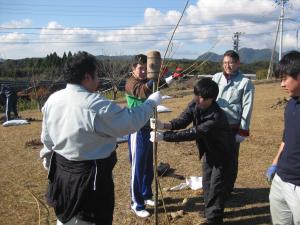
212, 50, 254, 194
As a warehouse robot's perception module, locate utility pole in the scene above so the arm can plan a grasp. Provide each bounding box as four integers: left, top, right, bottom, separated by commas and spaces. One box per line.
267, 0, 289, 79
233, 32, 243, 52
267, 17, 281, 80
275, 0, 289, 59
278, 0, 285, 60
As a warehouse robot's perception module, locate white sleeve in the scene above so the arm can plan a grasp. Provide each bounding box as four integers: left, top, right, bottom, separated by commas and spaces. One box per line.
40, 105, 54, 159
94, 100, 155, 138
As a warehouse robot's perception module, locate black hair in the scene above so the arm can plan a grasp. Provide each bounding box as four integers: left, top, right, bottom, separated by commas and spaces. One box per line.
131, 54, 147, 68
276, 51, 300, 79
64, 51, 98, 84
194, 78, 219, 100
223, 50, 239, 62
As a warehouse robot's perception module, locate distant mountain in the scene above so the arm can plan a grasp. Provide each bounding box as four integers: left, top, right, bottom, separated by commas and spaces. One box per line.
197, 52, 223, 62
0, 58, 4, 63
197, 48, 278, 64
96, 55, 133, 61
239, 48, 279, 63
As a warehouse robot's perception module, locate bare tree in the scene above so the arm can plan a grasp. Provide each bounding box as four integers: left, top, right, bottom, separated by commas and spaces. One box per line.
98, 57, 131, 100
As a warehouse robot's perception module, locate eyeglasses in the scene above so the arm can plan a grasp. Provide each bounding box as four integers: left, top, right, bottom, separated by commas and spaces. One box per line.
223, 61, 236, 66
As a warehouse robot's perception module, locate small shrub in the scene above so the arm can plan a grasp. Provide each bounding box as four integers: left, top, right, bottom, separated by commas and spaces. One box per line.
256, 69, 268, 80
18, 99, 39, 111
101, 90, 125, 101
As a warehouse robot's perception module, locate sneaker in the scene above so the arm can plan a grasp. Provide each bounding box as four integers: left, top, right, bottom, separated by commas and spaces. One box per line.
144, 199, 155, 207
131, 206, 150, 218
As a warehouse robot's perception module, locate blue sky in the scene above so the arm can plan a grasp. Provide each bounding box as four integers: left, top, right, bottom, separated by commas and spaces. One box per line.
0, 0, 299, 59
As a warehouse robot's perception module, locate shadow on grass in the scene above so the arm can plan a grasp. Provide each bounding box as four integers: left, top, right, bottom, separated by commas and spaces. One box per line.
160, 168, 185, 180
226, 187, 270, 207
153, 187, 271, 224
225, 187, 271, 225
224, 214, 271, 225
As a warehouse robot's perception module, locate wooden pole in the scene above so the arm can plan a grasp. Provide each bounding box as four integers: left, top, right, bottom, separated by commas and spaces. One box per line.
147, 50, 161, 225
267, 16, 280, 80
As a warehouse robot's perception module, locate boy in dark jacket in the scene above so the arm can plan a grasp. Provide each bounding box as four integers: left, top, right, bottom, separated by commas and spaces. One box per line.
150, 78, 235, 225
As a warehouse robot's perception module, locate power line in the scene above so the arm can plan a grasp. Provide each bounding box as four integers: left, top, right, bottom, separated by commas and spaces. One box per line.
0, 37, 230, 44
0, 1, 185, 9
0, 10, 278, 18
1, 29, 296, 45
0, 20, 279, 30
0, 11, 144, 17
1, 25, 298, 42
0, 2, 287, 10
285, 18, 300, 23
0, 22, 282, 37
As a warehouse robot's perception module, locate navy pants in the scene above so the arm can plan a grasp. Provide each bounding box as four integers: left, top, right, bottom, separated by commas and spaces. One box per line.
128, 127, 153, 211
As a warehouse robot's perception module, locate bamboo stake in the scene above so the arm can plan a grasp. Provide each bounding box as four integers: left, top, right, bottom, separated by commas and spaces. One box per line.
147, 50, 161, 225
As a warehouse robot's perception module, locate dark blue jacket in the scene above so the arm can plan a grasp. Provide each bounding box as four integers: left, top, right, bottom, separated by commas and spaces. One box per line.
0, 84, 16, 98
277, 97, 300, 186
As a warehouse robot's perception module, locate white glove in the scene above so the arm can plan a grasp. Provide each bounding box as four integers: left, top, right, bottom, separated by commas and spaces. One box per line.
235, 134, 246, 143
146, 91, 162, 107
165, 76, 175, 85
150, 131, 164, 142
42, 157, 50, 170
150, 118, 164, 130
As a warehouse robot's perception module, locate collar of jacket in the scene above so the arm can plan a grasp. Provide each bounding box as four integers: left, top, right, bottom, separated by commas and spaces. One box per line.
193, 100, 218, 114
66, 83, 90, 92
223, 70, 240, 80
292, 96, 300, 104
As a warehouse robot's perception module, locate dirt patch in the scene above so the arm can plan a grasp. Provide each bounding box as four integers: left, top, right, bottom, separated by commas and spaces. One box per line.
25, 138, 43, 148
270, 97, 288, 109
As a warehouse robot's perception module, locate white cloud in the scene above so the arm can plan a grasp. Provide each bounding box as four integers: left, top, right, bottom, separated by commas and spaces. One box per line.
0, 0, 299, 59
287, 0, 300, 18
283, 33, 298, 49
0, 32, 28, 42
1, 19, 32, 28
192, 0, 278, 22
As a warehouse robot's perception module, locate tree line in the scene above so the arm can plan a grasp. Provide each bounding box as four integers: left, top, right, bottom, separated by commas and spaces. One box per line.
0, 52, 274, 81
0, 52, 73, 80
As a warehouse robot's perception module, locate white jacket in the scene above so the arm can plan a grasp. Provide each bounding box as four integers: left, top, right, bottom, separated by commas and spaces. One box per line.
40, 84, 155, 161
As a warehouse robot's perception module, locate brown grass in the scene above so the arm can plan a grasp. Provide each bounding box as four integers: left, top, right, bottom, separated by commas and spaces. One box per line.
0, 82, 286, 225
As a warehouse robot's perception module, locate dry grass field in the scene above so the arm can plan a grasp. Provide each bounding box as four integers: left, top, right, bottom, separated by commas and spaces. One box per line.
0, 81, 287, 225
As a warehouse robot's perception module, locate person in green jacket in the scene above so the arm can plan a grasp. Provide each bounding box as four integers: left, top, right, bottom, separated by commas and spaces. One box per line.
125, 54, 183, 218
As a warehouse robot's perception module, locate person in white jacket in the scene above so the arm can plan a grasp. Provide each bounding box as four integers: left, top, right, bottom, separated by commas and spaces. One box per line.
212, 50, 254, 195
40, 51, 161, 225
